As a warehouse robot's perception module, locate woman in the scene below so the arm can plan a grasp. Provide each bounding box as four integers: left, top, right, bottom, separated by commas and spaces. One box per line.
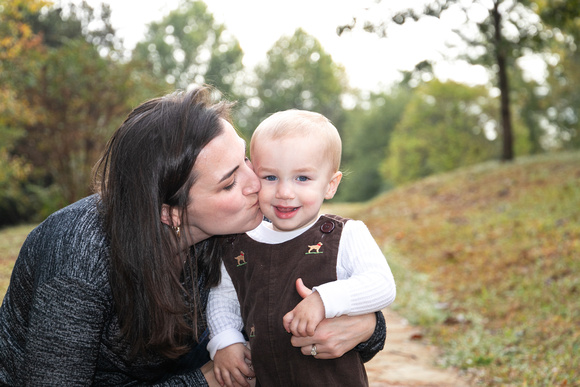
0, 86, 385, 385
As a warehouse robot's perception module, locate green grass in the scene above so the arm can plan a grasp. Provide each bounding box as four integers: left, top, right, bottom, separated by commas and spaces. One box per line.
324, 151, 580, 386
3, 152, 579, 385
0, 224, 35, 300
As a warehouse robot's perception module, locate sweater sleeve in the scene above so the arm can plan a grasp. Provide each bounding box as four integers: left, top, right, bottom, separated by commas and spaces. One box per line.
355, 310, 387, 363
10, 272, 209, 386
150, 370, 209, 386
22, 276, 108, 385
313, 220, 396, 318
1, 196, 212, 386
21, 268, 211, 387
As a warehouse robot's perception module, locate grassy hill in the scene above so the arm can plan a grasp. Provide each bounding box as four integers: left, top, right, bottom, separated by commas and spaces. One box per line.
325, 151, 580, 386
1, 151, 579, 385
0, 224, 35, 298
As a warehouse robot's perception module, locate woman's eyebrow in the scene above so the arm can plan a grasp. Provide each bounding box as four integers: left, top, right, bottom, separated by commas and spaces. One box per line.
219, 165, 239, 183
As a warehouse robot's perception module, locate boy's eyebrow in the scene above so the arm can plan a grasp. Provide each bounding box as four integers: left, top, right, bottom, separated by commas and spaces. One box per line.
294, 166, 318, 173
258, 166, 318, 175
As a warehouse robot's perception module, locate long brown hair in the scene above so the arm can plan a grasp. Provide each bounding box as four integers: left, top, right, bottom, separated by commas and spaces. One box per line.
94, 86, 230, 358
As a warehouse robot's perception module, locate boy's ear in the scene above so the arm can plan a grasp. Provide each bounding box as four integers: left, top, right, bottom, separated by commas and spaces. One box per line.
324, 171, 343, 200
160, 204, 181, 227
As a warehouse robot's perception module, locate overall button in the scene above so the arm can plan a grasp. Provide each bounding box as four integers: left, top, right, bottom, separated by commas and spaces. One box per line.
320, 221, 335, 233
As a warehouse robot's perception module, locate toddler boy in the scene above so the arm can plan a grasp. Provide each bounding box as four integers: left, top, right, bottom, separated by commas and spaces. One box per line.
207, 110, 396, 386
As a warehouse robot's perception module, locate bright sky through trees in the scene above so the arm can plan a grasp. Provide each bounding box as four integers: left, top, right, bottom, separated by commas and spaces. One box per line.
79, 0, 492, 91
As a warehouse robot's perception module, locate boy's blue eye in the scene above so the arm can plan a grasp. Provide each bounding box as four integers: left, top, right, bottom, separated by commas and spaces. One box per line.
265, 175, 277, 181
297, 176, 309, 182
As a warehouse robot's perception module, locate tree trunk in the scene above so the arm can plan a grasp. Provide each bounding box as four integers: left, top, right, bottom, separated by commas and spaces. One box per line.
493, 0, 514, 161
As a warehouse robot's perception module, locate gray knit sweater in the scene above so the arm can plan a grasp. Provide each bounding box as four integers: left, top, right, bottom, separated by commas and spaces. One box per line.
0, 195, 209, 386
0, 195, 386, 386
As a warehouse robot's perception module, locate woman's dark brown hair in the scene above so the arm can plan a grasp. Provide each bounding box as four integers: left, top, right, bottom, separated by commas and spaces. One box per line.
94, 86, 231, 359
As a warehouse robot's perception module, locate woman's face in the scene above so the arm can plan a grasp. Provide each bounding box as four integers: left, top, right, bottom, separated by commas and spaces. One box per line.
184, 120, 262, 243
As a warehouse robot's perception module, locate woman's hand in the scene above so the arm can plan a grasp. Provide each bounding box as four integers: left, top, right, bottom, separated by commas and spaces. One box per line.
290, 313, 376, 359
288, 278, 376, 359
201, 361, 221, 387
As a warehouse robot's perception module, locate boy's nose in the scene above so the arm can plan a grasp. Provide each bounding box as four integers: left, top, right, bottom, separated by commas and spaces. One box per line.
276, 182, 294, 199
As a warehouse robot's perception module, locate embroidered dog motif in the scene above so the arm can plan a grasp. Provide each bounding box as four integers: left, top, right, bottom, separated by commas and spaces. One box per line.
235, 251, 247, 266
306, 242, 323, 254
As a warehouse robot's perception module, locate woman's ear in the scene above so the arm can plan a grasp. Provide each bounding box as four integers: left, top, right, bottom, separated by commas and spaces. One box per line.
324, 171, 343, 200
160, 204, 181, 227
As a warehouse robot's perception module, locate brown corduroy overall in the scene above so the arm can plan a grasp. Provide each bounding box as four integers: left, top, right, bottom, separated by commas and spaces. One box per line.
222, 215, 368, 387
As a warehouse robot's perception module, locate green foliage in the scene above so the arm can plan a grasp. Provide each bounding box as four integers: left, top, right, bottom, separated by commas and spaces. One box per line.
347, 0, 574, 160
514, 0, 580, 151
357, 151, 580, 386
336, 89, 410, 202
0, 0, 59, 226
0, 129, 61, 226
0, 148, 33, 226
542, 48, 580, 149
2, 0, 580, 232
1, 1, 158, 208
0, 224, 35, 300
463, 0, 543, 68
535, 0, 580, 42
381, 80, 500, 184
24, 0, 119, 52
510, 76, 545, 154
244, 28, 347, 137
0, 0, 47, 128
132, 0, 244, 95
14, 38, 143, 203
443, 0, 580, 153
383, 247, 447, 326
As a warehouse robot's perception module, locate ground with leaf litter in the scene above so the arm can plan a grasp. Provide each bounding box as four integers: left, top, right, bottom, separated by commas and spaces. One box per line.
366, 308, 473, 387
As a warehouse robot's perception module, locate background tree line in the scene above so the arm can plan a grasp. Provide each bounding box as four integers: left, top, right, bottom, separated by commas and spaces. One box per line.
1, 0, 578, 227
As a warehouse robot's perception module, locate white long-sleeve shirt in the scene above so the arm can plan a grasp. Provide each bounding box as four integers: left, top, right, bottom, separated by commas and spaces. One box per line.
206, 215, 396, 359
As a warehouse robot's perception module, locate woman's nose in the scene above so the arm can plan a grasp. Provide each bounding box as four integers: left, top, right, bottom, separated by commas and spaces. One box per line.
242, 168, 261, 196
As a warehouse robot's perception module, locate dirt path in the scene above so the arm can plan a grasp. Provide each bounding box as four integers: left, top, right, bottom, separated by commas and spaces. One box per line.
366, 308, 473, 387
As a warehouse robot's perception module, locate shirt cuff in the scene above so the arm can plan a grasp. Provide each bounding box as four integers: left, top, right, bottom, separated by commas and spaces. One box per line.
313, 281, 350, 318
206, 328, 246, 360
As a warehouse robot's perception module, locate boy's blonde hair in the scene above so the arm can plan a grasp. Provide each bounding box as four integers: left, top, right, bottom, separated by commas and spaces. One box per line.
250, 109, 342, 172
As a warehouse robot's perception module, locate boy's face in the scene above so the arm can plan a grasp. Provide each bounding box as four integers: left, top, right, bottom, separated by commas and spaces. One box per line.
251, 135, 342, 232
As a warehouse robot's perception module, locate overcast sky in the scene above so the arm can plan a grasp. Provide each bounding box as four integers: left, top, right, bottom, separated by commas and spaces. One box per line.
80, 0, 490, 91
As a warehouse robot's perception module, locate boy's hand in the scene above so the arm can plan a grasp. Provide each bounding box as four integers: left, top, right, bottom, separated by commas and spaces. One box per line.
213, 343, 255, 387
283, 278, 325, 337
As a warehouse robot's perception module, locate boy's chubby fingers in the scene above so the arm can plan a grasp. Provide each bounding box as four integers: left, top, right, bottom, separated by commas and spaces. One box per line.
282, 311, 294, 332
297, 320, 309, 337
290, 318, 308, 337
307, 322, 317, 337
295, 278, 313, 298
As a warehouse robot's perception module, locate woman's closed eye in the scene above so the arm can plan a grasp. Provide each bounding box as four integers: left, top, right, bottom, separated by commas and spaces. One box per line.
224, 179, 237, 191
